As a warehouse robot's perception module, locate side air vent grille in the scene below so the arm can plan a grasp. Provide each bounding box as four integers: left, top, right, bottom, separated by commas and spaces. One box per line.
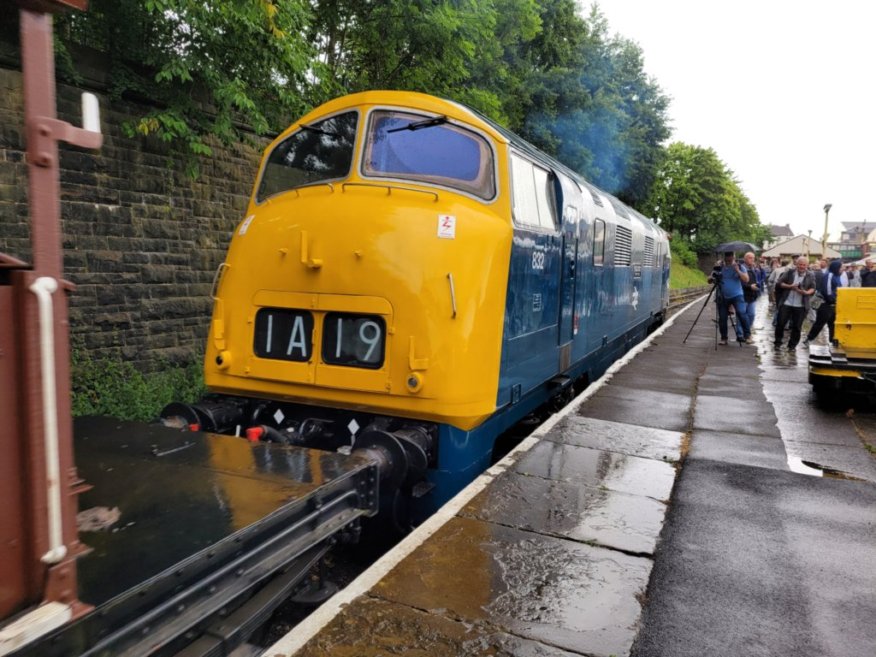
615, 225, 632, 266
644, 237, 655, 266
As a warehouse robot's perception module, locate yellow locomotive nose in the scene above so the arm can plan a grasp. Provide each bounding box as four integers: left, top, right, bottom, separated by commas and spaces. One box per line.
205, 92, 513, 431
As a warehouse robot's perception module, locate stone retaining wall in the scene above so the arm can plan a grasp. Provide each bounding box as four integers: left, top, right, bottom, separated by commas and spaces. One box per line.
0, 61, 265, 370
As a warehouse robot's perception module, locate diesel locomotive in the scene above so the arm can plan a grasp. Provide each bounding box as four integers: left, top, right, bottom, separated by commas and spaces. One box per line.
163, 90, 671, 525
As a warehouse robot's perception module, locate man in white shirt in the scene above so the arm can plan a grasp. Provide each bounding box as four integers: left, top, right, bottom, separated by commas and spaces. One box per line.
774, 256, 816, 350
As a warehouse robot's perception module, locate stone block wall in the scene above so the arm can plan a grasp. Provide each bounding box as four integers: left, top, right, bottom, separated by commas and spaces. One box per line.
0, 62, 267, 370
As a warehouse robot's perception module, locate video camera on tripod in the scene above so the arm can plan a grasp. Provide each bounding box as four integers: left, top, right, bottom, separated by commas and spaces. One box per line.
709, 265, 723, 284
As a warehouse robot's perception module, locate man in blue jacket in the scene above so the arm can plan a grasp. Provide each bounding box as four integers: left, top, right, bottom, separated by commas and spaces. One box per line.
805, 258, 843, 345
710, 251, 752, 345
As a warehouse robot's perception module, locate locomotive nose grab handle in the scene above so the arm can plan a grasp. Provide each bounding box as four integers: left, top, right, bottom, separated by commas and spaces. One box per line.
29, 276, 67, 564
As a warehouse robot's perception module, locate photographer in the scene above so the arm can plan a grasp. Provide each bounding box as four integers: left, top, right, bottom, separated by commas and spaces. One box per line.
738, 251, 761, 339
774, 256, 816, 350
709, 251, 752, 345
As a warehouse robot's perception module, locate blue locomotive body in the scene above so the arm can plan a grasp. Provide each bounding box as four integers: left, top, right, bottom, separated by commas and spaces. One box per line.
422, 118, 670, 513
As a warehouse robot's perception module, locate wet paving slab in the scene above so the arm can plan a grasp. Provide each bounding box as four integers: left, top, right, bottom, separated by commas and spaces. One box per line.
511, 440, 676, 501
371, 516, 653, 657
460, 470, 668, 555
692, 395, 782, 437
772, 401, 866, 447
606, 369, 698, 396
781, 441, 876, 481
694, 374, 756, 400
546, 415, 684, 462
689, 429, 788, 471
293, 596, 584, 657
752, 311, 876, 482
576, 388, 692, 433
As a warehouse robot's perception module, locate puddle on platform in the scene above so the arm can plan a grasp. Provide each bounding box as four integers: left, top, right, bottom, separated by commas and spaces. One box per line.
512, 440, 676, 501
786, 456, 823, 477
462, 470, 666, 555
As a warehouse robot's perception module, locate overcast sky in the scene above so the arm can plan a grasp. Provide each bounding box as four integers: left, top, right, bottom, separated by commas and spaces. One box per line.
595, 0, 874, 242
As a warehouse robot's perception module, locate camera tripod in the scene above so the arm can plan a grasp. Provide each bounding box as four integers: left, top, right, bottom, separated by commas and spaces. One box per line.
683, 281, 743, 349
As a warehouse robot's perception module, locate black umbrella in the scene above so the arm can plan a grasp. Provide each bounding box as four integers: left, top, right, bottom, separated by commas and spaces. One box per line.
714, 241, 758, 254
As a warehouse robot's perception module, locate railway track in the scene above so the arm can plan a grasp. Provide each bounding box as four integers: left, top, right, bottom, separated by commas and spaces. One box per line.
668, 285, 709, 312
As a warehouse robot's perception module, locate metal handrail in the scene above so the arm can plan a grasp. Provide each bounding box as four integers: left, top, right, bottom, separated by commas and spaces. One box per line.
29, 276, 66, 564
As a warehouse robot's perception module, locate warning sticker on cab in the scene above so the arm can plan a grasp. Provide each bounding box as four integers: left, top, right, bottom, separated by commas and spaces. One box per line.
438, 214, 456, 239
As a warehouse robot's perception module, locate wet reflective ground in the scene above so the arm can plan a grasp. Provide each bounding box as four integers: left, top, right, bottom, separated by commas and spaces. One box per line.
752, 298, 876, 481
633, 298, 876, 657
293, 324, 689, 657
280, 297, 876, 657
74, 417, 373, 606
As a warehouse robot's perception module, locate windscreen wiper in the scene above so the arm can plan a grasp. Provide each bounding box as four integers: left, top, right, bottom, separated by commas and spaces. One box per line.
387, 115, 448, 133
299, 123, 341, 137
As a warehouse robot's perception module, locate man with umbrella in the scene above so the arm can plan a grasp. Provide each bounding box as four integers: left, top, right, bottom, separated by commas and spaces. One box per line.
709, 249, 753, 345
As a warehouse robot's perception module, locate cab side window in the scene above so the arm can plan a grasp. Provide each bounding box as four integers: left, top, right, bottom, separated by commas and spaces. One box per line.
510, 154, 556, 230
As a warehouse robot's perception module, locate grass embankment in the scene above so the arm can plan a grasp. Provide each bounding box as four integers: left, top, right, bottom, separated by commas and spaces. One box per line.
670, 261, 708, 290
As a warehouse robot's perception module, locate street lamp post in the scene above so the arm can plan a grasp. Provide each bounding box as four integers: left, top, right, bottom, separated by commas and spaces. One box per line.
807, 229, 812, 260
822, 203, 832, 256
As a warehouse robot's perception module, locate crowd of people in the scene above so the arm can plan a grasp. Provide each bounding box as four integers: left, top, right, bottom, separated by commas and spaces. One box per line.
708, 252, 875, 349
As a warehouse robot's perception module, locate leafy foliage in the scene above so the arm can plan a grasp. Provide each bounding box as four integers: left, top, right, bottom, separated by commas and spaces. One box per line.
515, 5, 670, 205
43, 1, 672, 203
644, 142, 771, 253
71, 349, 204, 422
670, 238, 699, 268
55, 0, 313, 162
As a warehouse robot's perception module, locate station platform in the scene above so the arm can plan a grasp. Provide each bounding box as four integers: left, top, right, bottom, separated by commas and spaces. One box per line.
266, 298, 876, 657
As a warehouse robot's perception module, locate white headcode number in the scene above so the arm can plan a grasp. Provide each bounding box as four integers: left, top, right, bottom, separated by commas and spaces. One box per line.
325, 313, 385, 367
256, 308, 313, 362
358, 320, 381, 362
286, 315, 308, 357
532, 250, 546, 270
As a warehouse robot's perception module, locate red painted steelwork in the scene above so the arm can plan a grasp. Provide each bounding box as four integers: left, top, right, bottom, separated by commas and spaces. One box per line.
0, 2, 101, 621
0, 278, 32, 618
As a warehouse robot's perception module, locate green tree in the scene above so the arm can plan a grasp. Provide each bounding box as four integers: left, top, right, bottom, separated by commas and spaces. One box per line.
10, 0, 671, 202
308, 0, 540, 122
55, 0, 313, 161
645, 142, 769, 252
513, 4, 670, 206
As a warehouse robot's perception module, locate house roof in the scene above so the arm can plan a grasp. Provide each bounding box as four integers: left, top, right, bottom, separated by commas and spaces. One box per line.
769, 223, 794, 237
841, 221, 871, 231
761, 234, 842, 258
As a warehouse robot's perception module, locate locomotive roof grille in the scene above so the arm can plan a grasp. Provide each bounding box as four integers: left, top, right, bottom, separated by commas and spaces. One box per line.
609, 197, 630, 220
580, 181, 605, 207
